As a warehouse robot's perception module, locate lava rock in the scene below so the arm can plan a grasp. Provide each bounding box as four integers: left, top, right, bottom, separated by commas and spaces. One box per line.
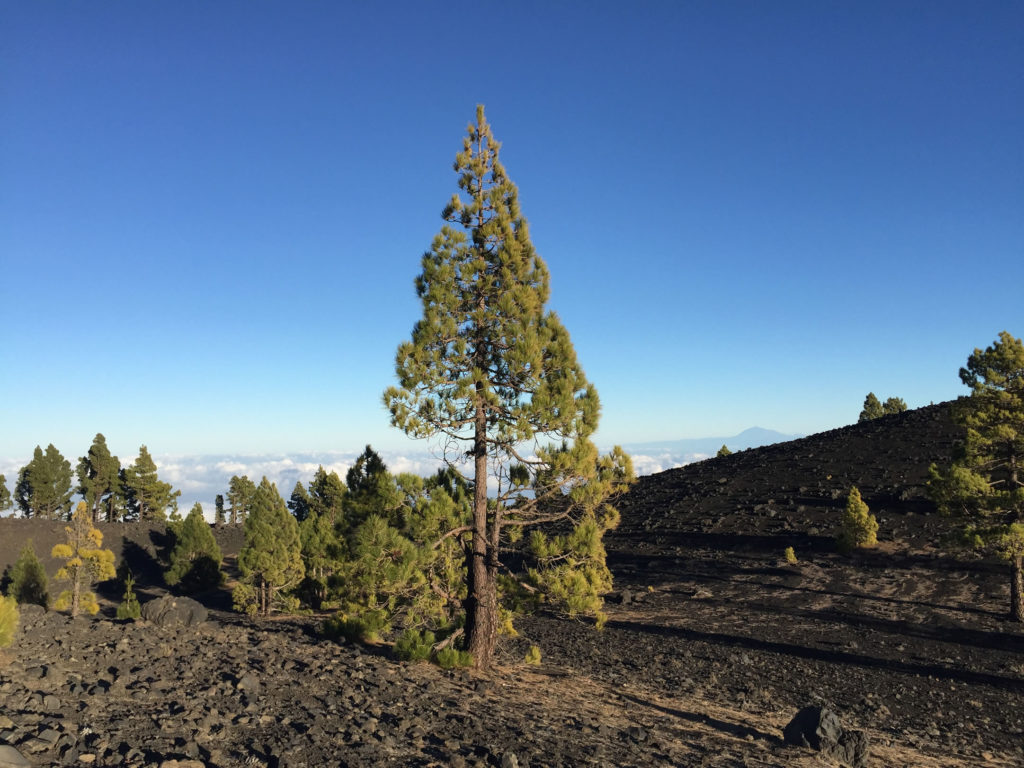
140, 596, 208, 627
783, 706, 869, 768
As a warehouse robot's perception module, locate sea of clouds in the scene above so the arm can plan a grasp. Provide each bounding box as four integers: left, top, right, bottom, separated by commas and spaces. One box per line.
1, 447, 704, 521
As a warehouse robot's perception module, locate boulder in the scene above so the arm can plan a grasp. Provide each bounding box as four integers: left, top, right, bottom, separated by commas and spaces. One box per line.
140, 596, 208, 627
783, 706, 869, 768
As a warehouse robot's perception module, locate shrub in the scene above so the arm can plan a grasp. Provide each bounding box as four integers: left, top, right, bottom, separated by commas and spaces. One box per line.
838, 486, 878, 552
716, 445, 732, 458
7, 542, 49, 609
0, 595, 18, 648
783, 546, 798, 565
394, 628, 435, 662
435, 647, 473, 669
525, 645, 542, 665
116, 571, 141, 620
323, 605, 390, 644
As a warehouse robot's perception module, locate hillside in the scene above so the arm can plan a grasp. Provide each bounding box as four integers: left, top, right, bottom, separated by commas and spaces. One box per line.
1, 401, 1023, 767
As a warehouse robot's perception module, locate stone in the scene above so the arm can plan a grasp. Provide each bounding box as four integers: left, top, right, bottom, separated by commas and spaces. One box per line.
140, 596, 208, 627
783, 706, 869, 768
0, 745, 30, 768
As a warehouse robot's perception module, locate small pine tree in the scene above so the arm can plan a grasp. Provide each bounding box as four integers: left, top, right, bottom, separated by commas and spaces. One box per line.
882, 397, 907, 415
784, 546, 798, 564
859, 393, 884, 422
525, 645, 542, 665
52, 502, 116, 616
0, 595, 18, 648
716, 445, 732, 458
7, 542, 49, 608
165, 503, 223, 593
116, 571, 141, 620
838, 486, 878, 552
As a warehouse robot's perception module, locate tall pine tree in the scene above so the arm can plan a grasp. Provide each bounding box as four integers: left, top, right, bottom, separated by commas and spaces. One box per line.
930, 331, 1024, 620
16, 444, 74, 519
77, 433, 121, 522
234, 478, 304, 616
227, 475, 256, 525
0, 474, 11, 515
385, 106, 632, 668
122, 446, 179, 521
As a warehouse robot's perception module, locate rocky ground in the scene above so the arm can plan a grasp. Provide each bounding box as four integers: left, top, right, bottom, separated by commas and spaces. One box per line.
2, 402, 1023, 767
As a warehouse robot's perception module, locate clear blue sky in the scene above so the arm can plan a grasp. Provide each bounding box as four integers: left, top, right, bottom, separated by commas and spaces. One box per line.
3, 1, 1022, 467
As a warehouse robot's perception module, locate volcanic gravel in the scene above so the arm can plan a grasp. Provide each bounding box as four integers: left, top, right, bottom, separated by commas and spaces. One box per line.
2, 402, 1023, 767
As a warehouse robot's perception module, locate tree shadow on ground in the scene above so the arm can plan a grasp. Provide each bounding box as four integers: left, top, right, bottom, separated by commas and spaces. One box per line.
607, 618, 1024, 693
617, 691, 784, 746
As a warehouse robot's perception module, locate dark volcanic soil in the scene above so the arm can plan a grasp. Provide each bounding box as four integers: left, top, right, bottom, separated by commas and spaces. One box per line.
2, 402, 1023, 767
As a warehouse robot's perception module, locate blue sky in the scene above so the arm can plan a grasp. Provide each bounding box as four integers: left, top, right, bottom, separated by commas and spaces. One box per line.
3, 1, 1022, 478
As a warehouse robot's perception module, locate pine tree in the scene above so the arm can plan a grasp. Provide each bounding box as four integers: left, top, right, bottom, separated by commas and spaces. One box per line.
234, 478, 304, 616
227, 475, 256, 525
122, 446, 179, 521
345, 446, 402, 531
77, 433, 122, 522
116, 570, 141, 620
297, 510, 337, 609
929, 331, 1024, 620
15, 444, 74, 519
384, 106, 633, 668
859, 393, 884, 422
0, 474, 12, 515
215, 494, 226, 527
7, 542, 50, 608
716, 445, 732, 457
882, 397, 908, 415
52, 501, 116, 616
838, 486, 879, 552
165, 503, 223, 593
308, 467, 346, 526
288, 481, 311, 522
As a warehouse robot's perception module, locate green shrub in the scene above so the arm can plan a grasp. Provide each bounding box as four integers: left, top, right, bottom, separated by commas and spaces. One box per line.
783, 546, 797, 564
838, 486, 879, 552
525, 645, 541, 665
394, 628, 436, 662
116, 571, 141, 620
323, 606, 390, 644
434, 647, 473, 669
7, 542, 49, 609
0, 595, 19, 648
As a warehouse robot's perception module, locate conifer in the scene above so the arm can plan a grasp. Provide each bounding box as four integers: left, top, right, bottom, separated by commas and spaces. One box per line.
385, 106, 633, 667
0, 474, 11, 515
52, 502, 116, 616
116, 570, 141, 620
288, 481, 311, 522
77, 433, 121, 522
859, 393, 884, 422
215, 494, 226, 526
234, 478, 304, 616
838, 486, 879, 551
227, 475, 256, 525
165, 503, 223, 593
308, 467, 346, 526
7, 542, 50, 609
15, 444, 74, 519
716, 445, 732, 457
122, 446, 179, 521
929, 331, 1024, 620
882, 397, 908, 415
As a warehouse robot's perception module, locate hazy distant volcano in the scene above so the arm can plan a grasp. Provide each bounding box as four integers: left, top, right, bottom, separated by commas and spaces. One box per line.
620, 427, 803, 475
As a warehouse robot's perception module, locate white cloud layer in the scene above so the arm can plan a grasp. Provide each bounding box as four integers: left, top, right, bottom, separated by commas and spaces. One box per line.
0, 447, 693, 521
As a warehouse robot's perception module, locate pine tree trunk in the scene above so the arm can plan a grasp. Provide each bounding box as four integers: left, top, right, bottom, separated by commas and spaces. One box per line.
1012, 556, 1024, 622
465, 396, 497, 669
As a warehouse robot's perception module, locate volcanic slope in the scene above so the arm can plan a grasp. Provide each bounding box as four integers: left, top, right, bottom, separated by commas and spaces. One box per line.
528, 400, 1023, 766
1, 402, 1023, 767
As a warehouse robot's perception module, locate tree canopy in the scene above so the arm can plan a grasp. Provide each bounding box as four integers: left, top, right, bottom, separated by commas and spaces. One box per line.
123, 445, 179, 521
